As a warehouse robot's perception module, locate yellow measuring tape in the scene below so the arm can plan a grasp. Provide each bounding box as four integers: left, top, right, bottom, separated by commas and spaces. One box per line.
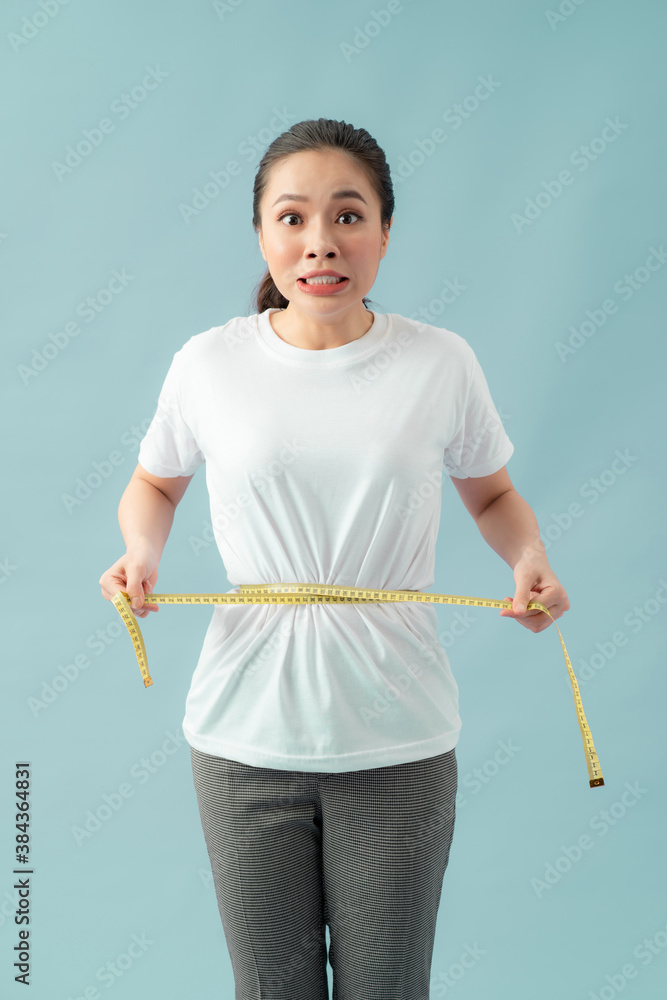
111, 582, 604, 789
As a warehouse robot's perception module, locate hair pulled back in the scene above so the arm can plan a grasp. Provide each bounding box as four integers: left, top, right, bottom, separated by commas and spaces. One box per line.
250, 118, 394, 314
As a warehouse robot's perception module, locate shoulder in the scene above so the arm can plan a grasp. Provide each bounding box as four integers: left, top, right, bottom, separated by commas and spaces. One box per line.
389, 313, 476, 368
172, 314, 258, 365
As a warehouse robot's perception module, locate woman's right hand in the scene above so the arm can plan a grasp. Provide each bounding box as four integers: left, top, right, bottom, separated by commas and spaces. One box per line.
99, 543, 160, 619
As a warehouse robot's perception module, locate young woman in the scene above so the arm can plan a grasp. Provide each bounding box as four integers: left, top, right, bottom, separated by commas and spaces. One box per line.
99, 118, 568, 1000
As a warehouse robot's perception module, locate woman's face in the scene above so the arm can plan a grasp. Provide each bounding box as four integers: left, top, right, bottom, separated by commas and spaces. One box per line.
257, 148, 391, 317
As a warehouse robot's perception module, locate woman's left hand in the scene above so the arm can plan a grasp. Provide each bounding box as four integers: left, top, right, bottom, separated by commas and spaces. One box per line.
499, 555, 570, 633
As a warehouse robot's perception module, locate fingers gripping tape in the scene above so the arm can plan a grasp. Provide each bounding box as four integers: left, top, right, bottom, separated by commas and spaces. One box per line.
111, 583, 604, 788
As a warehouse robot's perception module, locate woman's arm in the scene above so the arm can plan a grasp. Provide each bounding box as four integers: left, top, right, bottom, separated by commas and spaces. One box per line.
98, 463, 194, 617
449, 466, 570, 632
119, 463, 193, 559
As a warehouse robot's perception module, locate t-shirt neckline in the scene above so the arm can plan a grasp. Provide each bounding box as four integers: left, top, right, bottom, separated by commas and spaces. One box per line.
256, 307, 390, 366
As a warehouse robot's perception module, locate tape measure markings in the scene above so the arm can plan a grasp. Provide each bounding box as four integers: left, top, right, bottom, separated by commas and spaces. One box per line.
110, 583, 604, 789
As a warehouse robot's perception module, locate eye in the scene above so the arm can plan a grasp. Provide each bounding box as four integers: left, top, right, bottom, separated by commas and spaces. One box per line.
337, 211, 363, 225
278, 213, 301, 226
277, 210, 364, 226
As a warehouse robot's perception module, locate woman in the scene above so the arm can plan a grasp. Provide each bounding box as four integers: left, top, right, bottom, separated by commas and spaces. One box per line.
99, 118, 568, 1000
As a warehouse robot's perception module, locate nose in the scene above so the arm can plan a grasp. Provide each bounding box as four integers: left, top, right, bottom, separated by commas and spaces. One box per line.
307, 248, 337, 260
304, 221, 340, 260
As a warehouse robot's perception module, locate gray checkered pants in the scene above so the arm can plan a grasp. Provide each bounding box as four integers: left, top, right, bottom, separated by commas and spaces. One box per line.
190, 744, 458, 999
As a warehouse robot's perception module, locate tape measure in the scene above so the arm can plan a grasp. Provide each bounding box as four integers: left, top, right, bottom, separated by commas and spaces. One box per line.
111, 582, 604, 789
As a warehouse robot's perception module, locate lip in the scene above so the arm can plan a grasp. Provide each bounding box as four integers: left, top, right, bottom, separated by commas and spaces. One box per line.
297, 270, 350, 296
299, 269, 347, 280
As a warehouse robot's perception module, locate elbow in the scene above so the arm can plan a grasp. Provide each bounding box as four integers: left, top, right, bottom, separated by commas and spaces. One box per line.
474, 486, 516, 521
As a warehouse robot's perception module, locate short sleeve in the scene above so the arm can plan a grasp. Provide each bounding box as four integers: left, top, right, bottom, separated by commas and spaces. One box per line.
137, 348, 205, 478
443, 346, 514, 479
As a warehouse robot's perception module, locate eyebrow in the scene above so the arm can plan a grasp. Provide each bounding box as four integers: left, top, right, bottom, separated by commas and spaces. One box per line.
271, 189, 368, 207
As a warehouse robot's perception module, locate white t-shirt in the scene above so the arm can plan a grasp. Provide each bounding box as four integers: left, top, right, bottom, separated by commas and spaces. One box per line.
137, 307, 514, 772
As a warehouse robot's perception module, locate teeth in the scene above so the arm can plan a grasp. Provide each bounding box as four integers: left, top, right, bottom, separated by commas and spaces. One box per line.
303, 276, 344, 284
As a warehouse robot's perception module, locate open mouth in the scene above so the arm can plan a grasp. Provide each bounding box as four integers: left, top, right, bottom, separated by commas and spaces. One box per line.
298, 276, 348, 285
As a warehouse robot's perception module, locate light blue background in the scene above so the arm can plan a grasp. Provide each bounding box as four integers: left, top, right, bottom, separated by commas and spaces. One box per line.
2, 1, 666, 997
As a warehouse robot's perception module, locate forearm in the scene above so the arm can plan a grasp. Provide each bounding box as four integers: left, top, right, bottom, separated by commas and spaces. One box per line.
474, 488, 547, 570
118, 477, 175, 562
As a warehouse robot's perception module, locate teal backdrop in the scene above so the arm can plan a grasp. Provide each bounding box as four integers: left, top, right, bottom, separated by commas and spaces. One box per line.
2, 1, 666, 998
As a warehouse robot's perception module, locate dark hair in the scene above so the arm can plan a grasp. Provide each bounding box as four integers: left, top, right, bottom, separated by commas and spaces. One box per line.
248, 118, 394, 315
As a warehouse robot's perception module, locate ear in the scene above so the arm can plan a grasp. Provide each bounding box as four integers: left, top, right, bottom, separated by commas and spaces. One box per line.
380, 217, 392, 259
258, 229, 266, 262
